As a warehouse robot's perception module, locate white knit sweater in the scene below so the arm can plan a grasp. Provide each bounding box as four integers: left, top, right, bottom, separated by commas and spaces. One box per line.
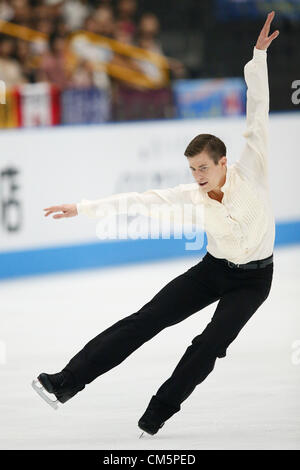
77, 47, 275, 264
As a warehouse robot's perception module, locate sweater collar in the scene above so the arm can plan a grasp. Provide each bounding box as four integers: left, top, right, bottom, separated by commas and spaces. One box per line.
220, 165, 232, 191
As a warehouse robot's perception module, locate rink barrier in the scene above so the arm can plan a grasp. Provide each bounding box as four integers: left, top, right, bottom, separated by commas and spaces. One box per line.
0, 219, 299, 280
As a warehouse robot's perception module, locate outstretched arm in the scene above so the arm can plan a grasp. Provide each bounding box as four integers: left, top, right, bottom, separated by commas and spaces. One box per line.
236, 11, 279, 184
43, 184, 197, 219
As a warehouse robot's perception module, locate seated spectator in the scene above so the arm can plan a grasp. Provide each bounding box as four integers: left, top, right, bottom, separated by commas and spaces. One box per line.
115, 0, 136, 43
114, 28, 133, 45
0, 36, 27, 86
61, 0, 91, 32
30, 1, 50, 22
11, 0, 31, 28
54, 17, 71, 36
31, 18, 54, 55
83, 15, 99, 34
70, 58, 94, 87
37, 32, 71, 89
70, 5, 119, 89
136, 13, 163, 55
133, 13, 168, 85
14, 38, 36, 82
136, 13, 186, 79
93, 4, 115, 38
0, 0, 14, 21
111, 13, 167, 91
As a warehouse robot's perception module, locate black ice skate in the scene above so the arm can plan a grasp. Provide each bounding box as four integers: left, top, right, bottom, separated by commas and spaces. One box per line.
138, 418, 165, 437
31, 371, 84, 410
138, 395, 180, 437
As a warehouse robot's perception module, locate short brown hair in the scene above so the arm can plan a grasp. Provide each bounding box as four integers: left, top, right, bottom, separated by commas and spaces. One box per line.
184, 134, 226, 165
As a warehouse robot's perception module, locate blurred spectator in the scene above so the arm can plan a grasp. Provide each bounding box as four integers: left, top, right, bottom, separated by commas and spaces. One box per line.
37, 32, 71, 88
14, 38, 36, 82
93, 4, 115, 37
32, 18, 54, 55
0, 36, 27, 86
83, 15, 99, 34
36, 18, 55, 36
114, 28, 133, 45
111, 12, 171, 90
54, 17, 71, 36
111, 29, 142, 84
70, 4, 117, 91
0, 0, 14, 21
71, 58, 94, 87
11, 0, 31, 27
115, 0, 136, 43
133, 13, 169, 84
96, 0, 113, 5
70, 10, 115, 92
0, 1, 184, 98
31, 2, 50, 21
61, 0, 91, 31
136, 13, 162, 55
136, 13, 186, 79
72, 19, 114, 64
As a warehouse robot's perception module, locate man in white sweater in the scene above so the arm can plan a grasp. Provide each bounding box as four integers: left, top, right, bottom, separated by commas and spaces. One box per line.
33, 12, 279, 436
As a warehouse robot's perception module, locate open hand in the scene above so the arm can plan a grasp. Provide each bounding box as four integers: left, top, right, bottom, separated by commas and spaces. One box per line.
43, 204, 78, 219
256, 11, 279, 50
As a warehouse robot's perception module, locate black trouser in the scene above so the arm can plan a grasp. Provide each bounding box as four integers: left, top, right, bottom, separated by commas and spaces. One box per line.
63, 251, 273, 417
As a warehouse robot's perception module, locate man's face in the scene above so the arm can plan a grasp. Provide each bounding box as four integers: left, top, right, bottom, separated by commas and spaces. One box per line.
187, 151, 227, 193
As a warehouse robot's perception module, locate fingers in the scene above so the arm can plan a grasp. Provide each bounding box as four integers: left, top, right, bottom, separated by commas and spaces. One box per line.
260, 11, 274, 40
43, 206, 61, 214
266, 29, 280, 48
43, 206, 65, 218
44, 211, 66, 218
264, 11, 275, 35
44, 208, 58, 217
44, 210, 54, 217
257, 11, 279, 50
270, 30, 280, 40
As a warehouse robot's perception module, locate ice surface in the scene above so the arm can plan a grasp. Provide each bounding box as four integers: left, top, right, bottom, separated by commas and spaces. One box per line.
0, 246, 299, 450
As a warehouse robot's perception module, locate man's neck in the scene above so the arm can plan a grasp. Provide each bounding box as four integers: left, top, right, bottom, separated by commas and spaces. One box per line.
207, 168, 227, 202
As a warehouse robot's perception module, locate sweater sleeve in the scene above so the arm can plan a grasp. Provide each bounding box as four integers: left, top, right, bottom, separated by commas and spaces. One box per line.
76, 183, 197, 219
235, 47, 269, 184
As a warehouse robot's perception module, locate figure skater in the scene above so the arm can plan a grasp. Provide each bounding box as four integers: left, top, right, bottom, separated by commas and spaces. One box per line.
32, 12, 279, 436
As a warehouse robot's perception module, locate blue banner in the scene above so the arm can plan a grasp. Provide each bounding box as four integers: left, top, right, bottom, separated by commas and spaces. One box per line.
61, 88, 111, 124
173, 78, 246, 119
216, 0, 300, 21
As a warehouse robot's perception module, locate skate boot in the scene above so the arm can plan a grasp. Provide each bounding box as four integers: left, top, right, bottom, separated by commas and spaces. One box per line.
138, 418, 165, 436
138, 395, 180, 437
32, 371, 84, 410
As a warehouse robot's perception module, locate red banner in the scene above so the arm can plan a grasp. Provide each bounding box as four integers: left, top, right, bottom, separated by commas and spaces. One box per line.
16, 83, 60, 127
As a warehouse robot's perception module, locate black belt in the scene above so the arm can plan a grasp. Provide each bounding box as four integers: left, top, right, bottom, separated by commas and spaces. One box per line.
206, 252, 273, 270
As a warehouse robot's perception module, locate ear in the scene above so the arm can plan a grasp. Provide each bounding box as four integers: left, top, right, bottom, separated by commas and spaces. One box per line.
219, 156, 227, 166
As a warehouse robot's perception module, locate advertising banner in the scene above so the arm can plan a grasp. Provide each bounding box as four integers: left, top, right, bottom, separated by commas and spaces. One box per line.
61, 87, 111, 124
17, 83, 60, 127
173, 78, 246, 119
0, 88, 20, 129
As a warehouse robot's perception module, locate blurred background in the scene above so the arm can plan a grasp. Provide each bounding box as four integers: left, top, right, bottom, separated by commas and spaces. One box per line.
0, 0, 299, 450
0, 0, 299, 126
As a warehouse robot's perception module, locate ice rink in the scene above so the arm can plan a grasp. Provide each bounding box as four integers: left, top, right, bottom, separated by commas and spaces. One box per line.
1, 245, 299, 450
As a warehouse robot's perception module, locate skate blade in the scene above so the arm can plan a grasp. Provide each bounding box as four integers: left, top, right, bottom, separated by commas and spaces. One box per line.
139, 432, 145, 439
31, 379, 59, 410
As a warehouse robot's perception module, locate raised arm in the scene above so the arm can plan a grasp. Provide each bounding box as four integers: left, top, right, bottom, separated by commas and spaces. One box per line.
236, 11, 279, 184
